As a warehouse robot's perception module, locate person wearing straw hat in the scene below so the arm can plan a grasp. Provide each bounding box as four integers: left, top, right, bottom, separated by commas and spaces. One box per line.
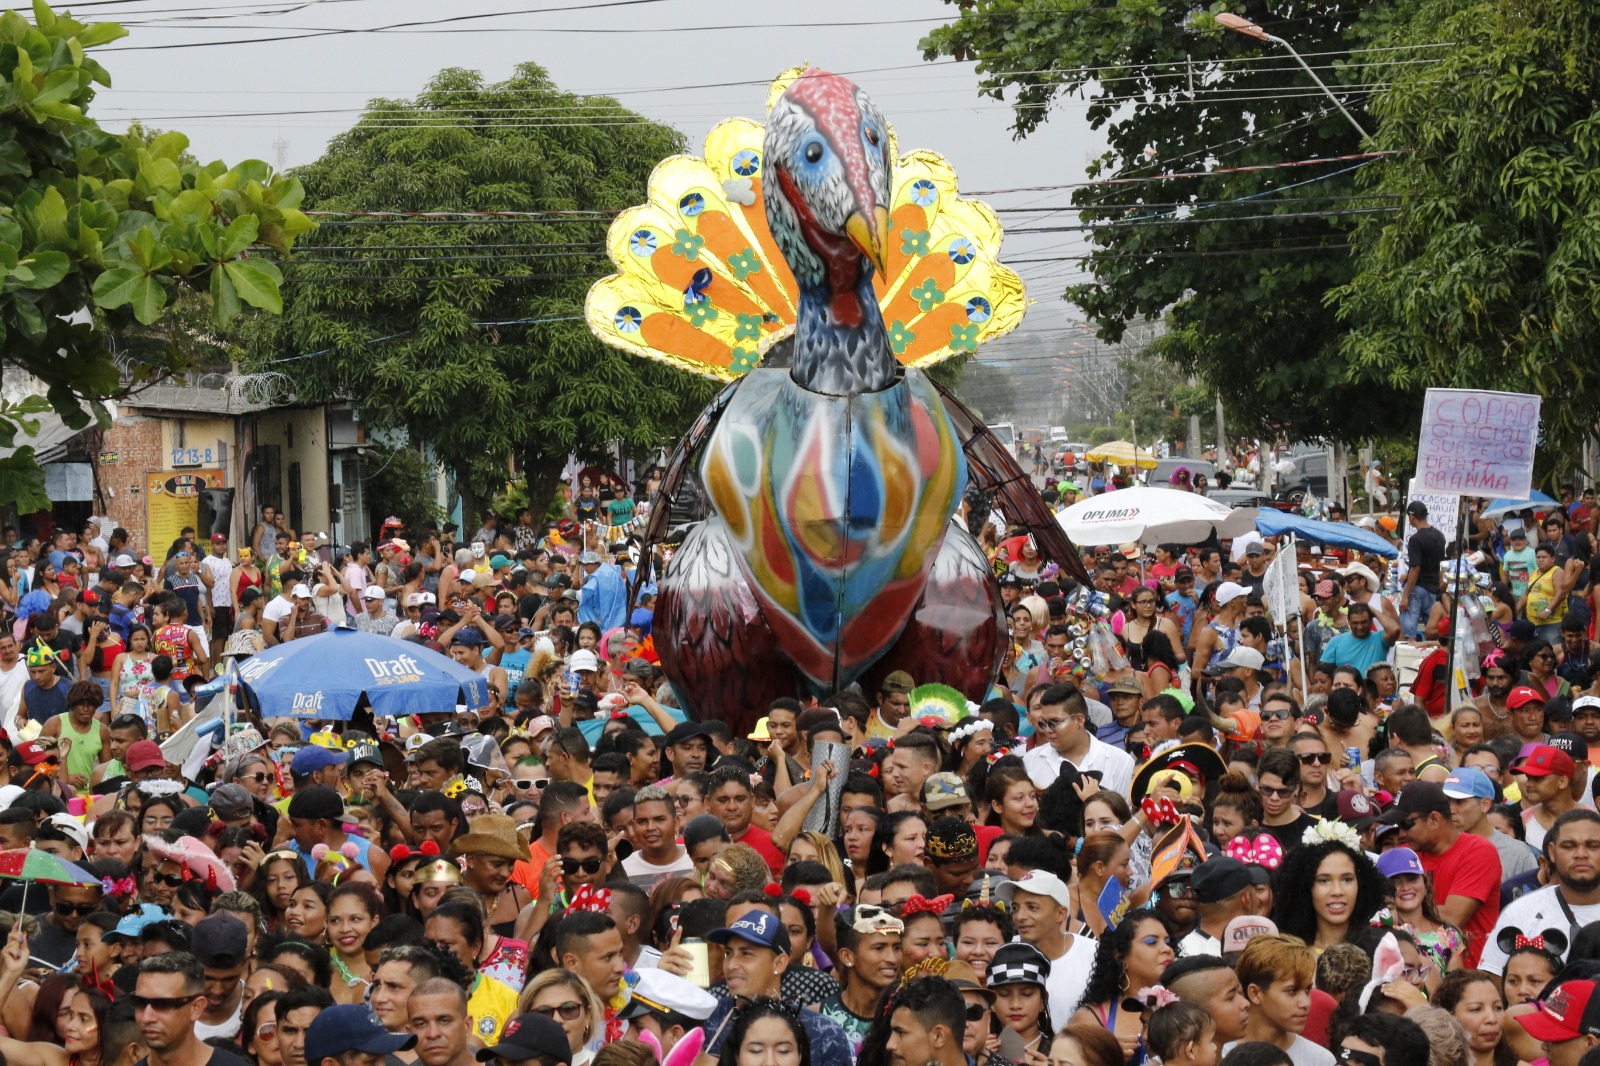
452, 814, 533, 944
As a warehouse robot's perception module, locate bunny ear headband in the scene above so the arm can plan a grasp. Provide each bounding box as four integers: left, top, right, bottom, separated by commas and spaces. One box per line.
1498, 926, 1568, 956
1358, 932, 1407, 1013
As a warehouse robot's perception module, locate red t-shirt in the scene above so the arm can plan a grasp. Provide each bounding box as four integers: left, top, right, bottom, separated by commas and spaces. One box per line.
734, 824, 786, 877
1303, 988, 1338, 1047
1420, 832, 1502, 967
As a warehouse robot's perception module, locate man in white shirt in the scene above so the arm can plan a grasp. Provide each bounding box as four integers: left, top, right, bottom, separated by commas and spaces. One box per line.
620, 786, 694, 891
1480, 808, 1600, 975
1021, 683, 1134, 796
996, 869, 1096, 1026
0, 634, 27, 734
199, 533, 235, 647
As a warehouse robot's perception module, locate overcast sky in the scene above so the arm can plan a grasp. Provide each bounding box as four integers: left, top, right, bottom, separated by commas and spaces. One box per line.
90, 0, 1110, 343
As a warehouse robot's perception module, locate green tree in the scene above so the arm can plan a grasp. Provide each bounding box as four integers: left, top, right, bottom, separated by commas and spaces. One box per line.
920, 1, 1423, 445
0, 2, 310, 511
252, 64, 721, 521
1334, 0, 1600, 466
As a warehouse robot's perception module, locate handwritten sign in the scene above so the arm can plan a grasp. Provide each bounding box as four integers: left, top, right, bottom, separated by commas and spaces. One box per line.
1416, 388, 1540, 498
1402, 481, 1462, 571
1262, 542, 1299, 626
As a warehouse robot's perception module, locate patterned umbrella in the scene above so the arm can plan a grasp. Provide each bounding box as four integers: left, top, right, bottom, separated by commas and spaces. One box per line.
0, 848, 98, 885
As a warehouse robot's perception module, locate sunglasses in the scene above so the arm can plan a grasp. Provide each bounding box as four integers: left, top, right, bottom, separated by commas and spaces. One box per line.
561, 857, 603, 876
131, 993, 203, 1012
55, 902, 99, 917
964, 1003, 988, 1022
1298, 752, 1333, 765
241, 772, 272, 784
153, 873, 186, 888
532, 1002, 585, 1022
1259, 785, 1296, 798
1261, 710, 1292, 721
256, 1022, 277, 1041
512, 779, 549, 791
1164, 881, 1192, 899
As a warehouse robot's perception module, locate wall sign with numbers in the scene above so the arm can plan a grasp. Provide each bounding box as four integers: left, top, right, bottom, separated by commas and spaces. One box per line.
171, 446, 217, 468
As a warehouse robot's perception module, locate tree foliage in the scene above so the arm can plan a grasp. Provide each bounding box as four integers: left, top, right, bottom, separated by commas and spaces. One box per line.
0, 1, 310, 511
252, 63, 722, 519
920, 1, 1424, 444
1334, 0, 1600, 464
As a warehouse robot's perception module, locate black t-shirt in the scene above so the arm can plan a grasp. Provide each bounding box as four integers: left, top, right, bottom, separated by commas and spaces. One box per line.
1407, 526, 1447, 594
518, 593, 547, 623
574, 498, 602, 523
1260, 811, 1321, 853
140, 1049, 252, 1066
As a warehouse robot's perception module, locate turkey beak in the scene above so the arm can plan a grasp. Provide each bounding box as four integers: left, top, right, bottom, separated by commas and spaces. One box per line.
845, 205, 890, 278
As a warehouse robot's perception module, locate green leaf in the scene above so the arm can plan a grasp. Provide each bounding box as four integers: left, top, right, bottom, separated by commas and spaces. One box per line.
75, 22, 127, 49
0, 446, 52, 515
32, 66, 78, 107
209, 261, 238, 325
90, 262, 143, 309
0, 139, 30, 177
125, 271, 164, 323
218, 213, 257, 259
11, 249, 68, 288
27, 185, 66, 243
222, 257, 280, 313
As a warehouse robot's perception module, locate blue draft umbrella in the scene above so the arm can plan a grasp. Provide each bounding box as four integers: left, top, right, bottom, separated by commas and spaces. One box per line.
1482, 490, 1558, 519
1254, 511, 1398, 559
233, 628, 489, 720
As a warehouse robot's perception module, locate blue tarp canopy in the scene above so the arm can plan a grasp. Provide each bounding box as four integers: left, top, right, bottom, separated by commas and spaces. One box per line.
1254, 511, 1398, 558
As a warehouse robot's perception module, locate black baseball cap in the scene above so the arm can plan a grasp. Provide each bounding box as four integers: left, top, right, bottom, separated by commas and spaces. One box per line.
475, 1013, 570, 1063
191, 911, 249, 969
1378, 781, 1452, 825
1191, 856, 1253, 904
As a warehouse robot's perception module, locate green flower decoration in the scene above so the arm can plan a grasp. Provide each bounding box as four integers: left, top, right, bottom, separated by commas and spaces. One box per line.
911, 278, 945, 312
687, 300, 718, 328
949, 322, 981, 352
730, 348, 759, 373
728, 248, 762, 280
901, 228, 931, 256
671, 229, 705, 261
888, 320, 916, 355
735, 313, 764, 343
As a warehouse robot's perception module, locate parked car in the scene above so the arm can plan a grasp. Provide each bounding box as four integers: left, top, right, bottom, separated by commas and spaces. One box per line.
1146, 458, 1216, 488
1274, 451, 1330, 502
1206, 488, 1296, 513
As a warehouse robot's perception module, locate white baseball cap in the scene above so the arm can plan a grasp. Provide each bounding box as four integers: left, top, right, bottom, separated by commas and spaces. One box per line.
404, 593, 424, 607
363, 586, 386, 600
569, 649, 600, 673
996, 869, 1072, 909
1216, 646, 1266, 671
1214, 581, 1250, 606
290, 583, 313, 599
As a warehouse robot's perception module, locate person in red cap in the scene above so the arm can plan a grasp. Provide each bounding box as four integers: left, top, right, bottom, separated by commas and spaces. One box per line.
1509, 686, 1551, 747
199, 531, 234, 648
1518, 744, 1580, 851
1514, 978, 1600, 1066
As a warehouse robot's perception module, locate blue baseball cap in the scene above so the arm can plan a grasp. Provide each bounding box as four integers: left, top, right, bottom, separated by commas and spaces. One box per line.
453, 627, 485, 646
290, 744, 349, 776
102, 903, 166, 944
1442, 767, 1495, 801
707, 911, 791, 955
1376, 846, 1425, 879
306, 1005, 416, 1064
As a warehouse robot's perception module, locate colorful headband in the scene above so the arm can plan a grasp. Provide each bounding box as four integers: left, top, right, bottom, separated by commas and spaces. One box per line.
390, 840, 441, 863
949, 719, 993, 743
1225, 834, 1284, 871
1140, 796, 1182, 827
1136, 986, 1180, 1010
101, 875, 138, 898
1497, 926, 1568, 956
901, 894, 955, 919
566, 884, 611, 915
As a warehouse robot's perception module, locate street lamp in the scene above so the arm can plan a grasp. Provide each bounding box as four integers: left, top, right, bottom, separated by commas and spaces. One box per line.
1216, 12, 1370, 139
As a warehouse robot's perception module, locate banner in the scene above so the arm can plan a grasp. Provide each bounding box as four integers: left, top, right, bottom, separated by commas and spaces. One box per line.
1416, 388, 1540, 499
1402, 481, 1461, 575
1262, 540, 1299, 626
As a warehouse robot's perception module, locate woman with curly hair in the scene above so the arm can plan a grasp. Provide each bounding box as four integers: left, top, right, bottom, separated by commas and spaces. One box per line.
1271, 828, 1387, 951
954, 903, 1013, 980
1069, 911, 1175, 1064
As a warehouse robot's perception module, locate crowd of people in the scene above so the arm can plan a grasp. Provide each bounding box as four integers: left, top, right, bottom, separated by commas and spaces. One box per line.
0, 470, 1599, 1066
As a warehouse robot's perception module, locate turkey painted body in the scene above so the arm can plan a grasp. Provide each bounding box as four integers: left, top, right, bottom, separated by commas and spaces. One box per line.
653, 69, 1006, 725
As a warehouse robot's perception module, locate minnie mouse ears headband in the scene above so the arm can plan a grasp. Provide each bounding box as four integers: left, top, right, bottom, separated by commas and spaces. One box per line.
1498, 926, 1568, 956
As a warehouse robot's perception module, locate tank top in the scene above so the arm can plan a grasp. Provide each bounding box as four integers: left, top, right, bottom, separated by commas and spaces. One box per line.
236, 567, 263, 595
58, 714, 102, 781
1528, 567, 1568, 625
1205, 621, 1240, 673
154, 624, 192, 679
117, 654, 153, 698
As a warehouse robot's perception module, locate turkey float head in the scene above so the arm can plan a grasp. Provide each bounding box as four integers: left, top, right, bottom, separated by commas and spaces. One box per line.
763, 69, 897, 397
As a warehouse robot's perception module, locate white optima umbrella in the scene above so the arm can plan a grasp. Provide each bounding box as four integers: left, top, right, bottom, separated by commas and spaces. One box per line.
1057, 486, 1259, 547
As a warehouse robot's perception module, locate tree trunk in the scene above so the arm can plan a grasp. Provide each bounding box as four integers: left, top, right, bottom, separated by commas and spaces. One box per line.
523, 453, 566, 523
